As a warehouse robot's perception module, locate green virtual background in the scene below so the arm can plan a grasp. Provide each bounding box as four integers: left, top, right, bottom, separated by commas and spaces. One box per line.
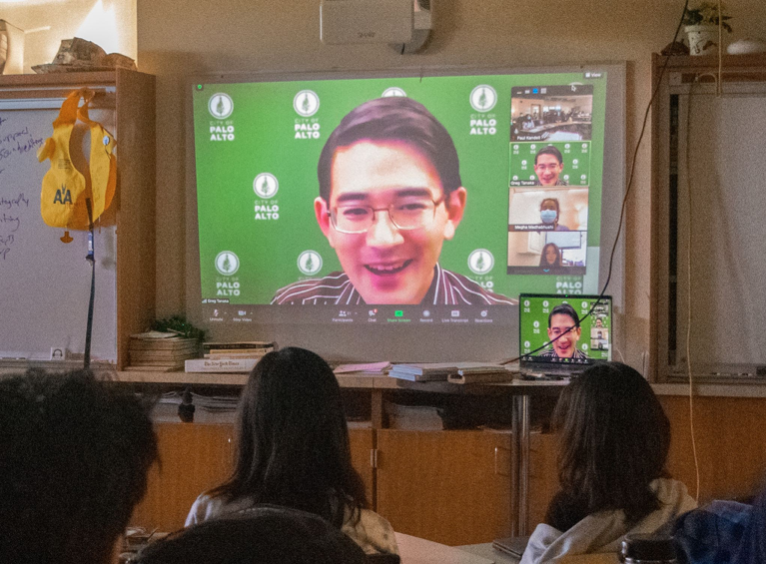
193, 72, 607, 305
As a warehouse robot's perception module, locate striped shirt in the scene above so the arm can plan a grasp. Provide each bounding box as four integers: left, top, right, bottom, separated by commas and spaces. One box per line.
271, 264, 517, 306
537, 348, 589, 360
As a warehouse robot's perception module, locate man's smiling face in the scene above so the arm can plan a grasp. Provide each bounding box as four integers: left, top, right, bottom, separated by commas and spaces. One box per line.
314, 140, 466, 304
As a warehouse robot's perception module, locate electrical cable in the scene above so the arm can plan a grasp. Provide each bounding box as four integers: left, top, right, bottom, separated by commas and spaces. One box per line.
502, 0, 692, 366
684, 76, 701, 503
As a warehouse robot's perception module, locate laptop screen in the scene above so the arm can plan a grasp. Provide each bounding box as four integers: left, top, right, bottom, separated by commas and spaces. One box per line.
519, 294, 612, 367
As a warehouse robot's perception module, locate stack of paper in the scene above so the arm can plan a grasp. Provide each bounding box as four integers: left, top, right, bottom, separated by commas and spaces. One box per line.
186, 341, 277, 373
333, 361, 391, 376
127, 332, 200, 372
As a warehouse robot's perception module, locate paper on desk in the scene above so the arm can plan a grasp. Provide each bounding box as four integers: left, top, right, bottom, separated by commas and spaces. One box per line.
395, 533, 494, 564
334, 362, 391, 374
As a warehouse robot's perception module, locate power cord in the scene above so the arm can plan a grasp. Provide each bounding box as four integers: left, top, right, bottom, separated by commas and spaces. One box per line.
502, 0, 692, 365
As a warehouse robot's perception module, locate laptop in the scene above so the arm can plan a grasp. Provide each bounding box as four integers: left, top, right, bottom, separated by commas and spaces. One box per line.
492, 535, 530, 559
518, 293, 613, 379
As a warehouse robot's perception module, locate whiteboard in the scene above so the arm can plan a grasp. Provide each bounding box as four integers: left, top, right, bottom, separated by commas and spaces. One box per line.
0, 105, 117, 362
669, 82, 766, 373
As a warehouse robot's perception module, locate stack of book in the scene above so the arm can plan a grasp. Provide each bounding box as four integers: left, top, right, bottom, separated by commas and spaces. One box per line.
127, 332, 200, 372
389, 362, 513, 384
185, 341, 277, 373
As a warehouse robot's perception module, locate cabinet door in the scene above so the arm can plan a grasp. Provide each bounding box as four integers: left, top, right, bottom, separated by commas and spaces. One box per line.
130, 422, 235, 532
130, 423, 376, 533
528, 433, 559, 529
375, 429, 511, 546
349, 427, 375, 507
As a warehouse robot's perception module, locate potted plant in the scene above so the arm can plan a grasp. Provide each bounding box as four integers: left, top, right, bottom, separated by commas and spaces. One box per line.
683, 1, 733, 56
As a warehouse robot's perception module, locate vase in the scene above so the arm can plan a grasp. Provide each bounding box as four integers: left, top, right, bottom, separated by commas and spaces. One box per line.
685, 24, 720, 56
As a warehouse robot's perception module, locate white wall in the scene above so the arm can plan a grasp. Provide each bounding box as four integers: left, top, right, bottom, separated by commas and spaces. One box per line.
136, 0, 766, 368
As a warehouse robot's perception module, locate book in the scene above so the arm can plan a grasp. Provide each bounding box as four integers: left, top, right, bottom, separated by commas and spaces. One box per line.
390, 362, 510, 382
185, 357, 259, 373
202, 341, 276, 352
447, 370, 514, 384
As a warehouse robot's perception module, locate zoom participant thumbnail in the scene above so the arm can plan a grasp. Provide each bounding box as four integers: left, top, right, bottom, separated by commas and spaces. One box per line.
272, 97, 516, 306
507, 187, 588, 275
510, 143, 591, 187
511, 84, 594, 143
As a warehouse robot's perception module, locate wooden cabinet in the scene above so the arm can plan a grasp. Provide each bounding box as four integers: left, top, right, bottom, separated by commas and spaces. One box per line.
375, 429, 512, 545
130, 423, 375, 533
130, 423, 234, 532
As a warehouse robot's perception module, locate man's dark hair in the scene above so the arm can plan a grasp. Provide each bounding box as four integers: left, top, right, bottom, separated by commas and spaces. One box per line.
0, 369, 158, 564
317, 97, 462, 203
546, 362, 671, 530
135, 505, 367, 564
535, 145, 564, 165
208, 347, 368, 529
548, 303, 580, 328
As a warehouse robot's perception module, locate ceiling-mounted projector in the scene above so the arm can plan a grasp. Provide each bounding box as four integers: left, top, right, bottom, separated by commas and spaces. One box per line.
320, 0, 432, 52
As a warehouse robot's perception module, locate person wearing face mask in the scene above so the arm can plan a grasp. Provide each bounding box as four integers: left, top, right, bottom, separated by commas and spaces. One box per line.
539, 198, 570, 231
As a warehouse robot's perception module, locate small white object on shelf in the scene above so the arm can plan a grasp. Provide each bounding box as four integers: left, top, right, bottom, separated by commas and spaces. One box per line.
727, 38, 766, 55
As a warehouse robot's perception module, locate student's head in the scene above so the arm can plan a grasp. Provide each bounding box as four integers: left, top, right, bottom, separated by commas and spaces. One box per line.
552, 362, 671, 524
547, 303, 581, 358
135, 505, 367, 564
540, 242, 562, 268
212, 347, 367, 528
0, 369, 157, 564
540, 197, 561, 226
534, 146, 564, 186
314, 97, 467, 304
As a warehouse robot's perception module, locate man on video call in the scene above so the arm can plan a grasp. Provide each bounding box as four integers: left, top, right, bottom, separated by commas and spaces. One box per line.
272, 97, 516, 306
538, 303, 589, 359
533, 145, 568, 187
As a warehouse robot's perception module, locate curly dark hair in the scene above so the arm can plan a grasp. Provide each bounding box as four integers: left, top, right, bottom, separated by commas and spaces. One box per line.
0, 369, 157, 564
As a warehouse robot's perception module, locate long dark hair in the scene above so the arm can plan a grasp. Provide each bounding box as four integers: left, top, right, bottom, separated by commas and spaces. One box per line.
539, 242, 562, 267
546, 362, 671, 530
209, 347, 367, 527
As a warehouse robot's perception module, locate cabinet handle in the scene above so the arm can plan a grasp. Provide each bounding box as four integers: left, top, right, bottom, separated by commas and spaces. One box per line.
370, 448, 378, 469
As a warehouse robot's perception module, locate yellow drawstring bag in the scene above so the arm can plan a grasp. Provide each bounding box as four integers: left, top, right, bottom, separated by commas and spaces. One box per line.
37, 88, 117, 237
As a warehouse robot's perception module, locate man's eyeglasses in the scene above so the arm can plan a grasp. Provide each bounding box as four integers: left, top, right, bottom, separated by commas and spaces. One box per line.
330, 196, 445, 234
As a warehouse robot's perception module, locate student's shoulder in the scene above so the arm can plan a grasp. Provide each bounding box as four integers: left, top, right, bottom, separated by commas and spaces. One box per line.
185, 493, 255, 527
271, 272, 350, 304
343, 508, 399, 555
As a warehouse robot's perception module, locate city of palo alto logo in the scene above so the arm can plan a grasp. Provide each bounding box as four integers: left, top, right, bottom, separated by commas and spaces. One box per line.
253, 173, 279, 199
468, 249, 494, 275
297, 250, 323, 276
215, 251, 240, 276
469, 85, 498, 112
208, 93, 234, 119
293, 90, 320, 117
382, 87, 407, 98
